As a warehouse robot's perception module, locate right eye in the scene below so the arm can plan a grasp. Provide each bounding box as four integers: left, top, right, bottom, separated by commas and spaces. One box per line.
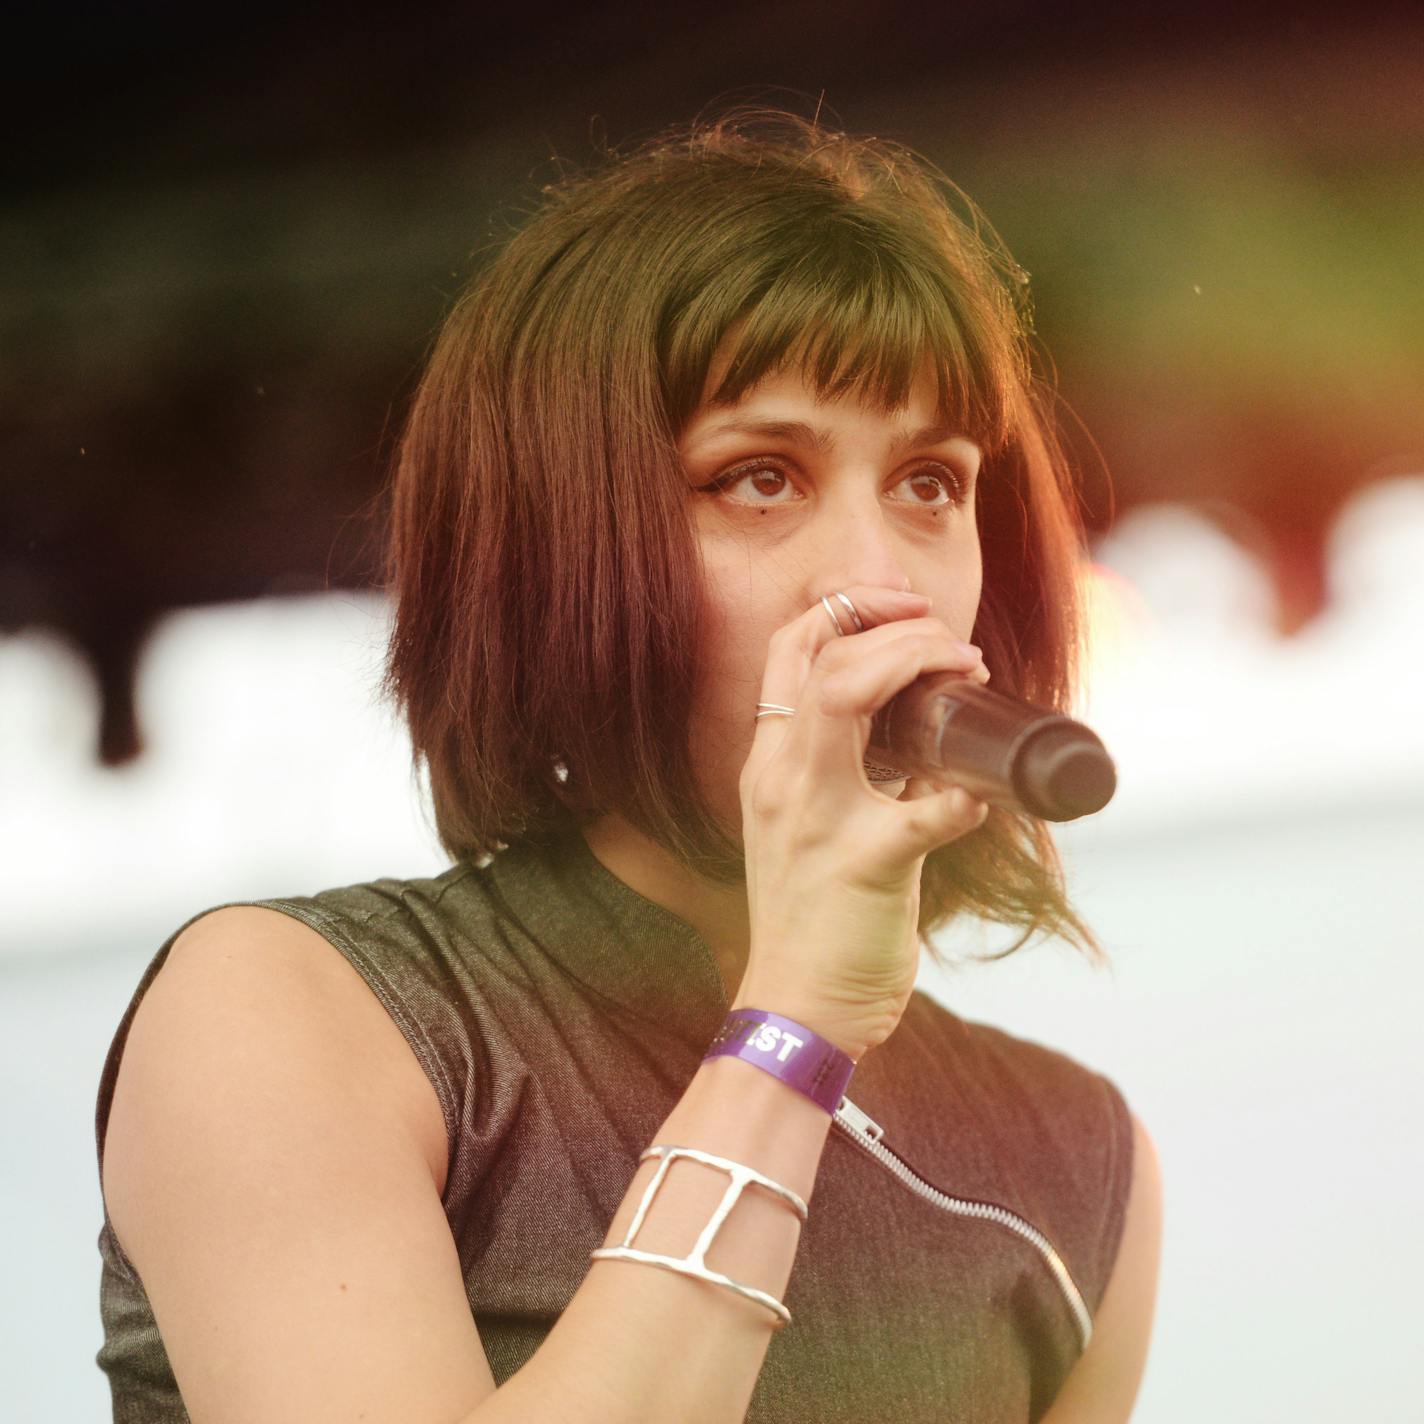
697, 461, 799, 506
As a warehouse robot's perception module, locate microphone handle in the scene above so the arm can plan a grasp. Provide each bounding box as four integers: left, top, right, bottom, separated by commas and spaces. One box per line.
865, 672, 1117, 823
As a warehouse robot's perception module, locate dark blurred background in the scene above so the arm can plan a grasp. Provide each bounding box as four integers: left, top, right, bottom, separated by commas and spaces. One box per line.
4, 0, 1422, 766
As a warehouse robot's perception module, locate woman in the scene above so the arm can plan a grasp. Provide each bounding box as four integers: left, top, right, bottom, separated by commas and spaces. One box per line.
94, 107, 1162, 1423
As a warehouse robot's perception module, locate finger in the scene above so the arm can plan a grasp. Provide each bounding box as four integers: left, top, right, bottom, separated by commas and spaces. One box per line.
744, 586, 931, 785
800, 631, 984, 801
901, 784, 992, 845
811, 630, 985, 725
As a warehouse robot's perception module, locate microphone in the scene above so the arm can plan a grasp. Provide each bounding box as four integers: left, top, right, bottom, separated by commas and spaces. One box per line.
864, 673, 1117, 822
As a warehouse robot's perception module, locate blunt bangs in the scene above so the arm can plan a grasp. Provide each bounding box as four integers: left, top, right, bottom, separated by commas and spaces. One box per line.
657, 206, 1019, 457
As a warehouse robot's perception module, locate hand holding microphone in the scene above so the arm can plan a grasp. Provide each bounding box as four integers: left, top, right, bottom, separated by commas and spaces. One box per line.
735, 585, 1117, 1062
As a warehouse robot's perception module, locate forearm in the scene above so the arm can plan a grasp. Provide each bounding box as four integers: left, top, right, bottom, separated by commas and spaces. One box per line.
465, 1011, 836, 1424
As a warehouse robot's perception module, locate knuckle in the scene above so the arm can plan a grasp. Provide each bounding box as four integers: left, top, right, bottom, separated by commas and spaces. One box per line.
956, 792, 990, 828
743, 768, 779, 818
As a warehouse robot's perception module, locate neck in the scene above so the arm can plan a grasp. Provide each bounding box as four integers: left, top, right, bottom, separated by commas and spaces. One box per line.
580, 813, 750, 1001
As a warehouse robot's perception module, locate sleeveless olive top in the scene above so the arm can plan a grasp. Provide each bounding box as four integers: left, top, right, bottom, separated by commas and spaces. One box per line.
93, 826, 1134, 1422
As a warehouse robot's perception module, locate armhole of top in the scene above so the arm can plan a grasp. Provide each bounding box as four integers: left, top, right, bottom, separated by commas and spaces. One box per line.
95, 897, 463, 1287
248, 898, 461, 1196
1092, 1072, 1137, 1320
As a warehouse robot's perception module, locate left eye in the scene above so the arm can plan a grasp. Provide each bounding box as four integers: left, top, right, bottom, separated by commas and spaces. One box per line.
700, 462, 964, 508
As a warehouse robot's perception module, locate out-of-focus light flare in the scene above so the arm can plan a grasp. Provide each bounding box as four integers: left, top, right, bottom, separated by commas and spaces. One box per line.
1076, 559, 1158, 710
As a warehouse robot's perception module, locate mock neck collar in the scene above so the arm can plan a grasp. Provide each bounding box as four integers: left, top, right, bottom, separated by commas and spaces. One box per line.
481, 825, 731, 1051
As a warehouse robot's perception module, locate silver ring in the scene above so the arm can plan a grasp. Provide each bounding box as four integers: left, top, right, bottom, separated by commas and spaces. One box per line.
819, 591, 865, 637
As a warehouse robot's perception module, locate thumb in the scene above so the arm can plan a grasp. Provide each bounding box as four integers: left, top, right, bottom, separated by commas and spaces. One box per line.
896, 776, 991, 837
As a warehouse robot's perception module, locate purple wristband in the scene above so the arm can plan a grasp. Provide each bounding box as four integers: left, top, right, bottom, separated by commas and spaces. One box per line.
702, 1008, 856, 1115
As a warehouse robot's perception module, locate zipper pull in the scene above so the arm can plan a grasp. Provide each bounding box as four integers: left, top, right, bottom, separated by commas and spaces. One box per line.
835, 1095, 885, 1143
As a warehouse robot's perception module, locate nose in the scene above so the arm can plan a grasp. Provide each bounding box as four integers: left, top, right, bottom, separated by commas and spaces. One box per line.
809, 486, 916, 604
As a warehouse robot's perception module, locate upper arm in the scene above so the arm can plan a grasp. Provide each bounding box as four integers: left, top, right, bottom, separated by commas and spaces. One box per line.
101, 905, 498, 1424
1040, 1110, 1164, 1424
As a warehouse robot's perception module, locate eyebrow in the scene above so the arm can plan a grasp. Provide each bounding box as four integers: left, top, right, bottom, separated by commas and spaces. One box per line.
691, 418, 966, 458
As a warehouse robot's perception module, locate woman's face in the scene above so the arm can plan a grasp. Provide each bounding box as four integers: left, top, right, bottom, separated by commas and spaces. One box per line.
678, 346, 984, 833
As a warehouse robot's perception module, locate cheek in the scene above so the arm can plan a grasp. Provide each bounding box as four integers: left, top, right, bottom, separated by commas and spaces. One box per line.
694, 539, 776, 670
936, 526, 983, 641
685, 575, 772, 824
691, 570, 767, 725
695, 586, 750, 687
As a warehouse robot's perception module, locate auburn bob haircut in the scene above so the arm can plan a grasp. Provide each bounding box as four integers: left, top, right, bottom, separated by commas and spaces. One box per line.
380, 105, 1105, 968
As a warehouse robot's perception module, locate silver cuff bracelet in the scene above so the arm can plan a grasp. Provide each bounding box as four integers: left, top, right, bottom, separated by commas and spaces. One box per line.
590, 1143, 810, 1330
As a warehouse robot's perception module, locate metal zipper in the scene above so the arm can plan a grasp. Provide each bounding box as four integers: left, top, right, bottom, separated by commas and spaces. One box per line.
832, 1094, 1093, 1352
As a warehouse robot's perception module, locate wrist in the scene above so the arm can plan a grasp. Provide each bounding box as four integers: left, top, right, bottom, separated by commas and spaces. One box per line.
727, 976, 876, 1064
706, 1003, 857, 1116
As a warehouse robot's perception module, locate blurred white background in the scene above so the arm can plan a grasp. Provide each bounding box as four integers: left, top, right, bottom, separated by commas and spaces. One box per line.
3, 477, 1422, 1422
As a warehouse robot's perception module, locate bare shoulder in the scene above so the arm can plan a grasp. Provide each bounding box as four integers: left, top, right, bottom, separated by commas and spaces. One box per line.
107, 903, 448, 1201
208, 905, 445, 1192
1040, 1110, 1164, 1423
99, 903, 491, 1424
